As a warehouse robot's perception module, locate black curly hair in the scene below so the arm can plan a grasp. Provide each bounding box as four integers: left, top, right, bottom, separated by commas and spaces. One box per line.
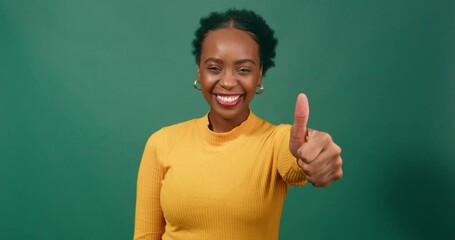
192, 8, 278, 77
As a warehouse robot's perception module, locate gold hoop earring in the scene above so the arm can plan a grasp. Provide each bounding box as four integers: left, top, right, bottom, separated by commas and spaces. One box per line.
256, 83, 264, 95
193, 80, 201, 91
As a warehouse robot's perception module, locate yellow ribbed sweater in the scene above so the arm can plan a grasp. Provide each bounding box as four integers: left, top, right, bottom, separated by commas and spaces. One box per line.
134, 111, 307, 240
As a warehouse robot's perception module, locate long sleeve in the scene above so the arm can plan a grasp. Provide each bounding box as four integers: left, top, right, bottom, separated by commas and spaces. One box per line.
275, 124, 307, 186
134, 134, 165, 240
133, 112, 306, 240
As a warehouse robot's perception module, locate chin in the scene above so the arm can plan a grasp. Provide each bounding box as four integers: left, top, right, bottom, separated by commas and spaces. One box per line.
210, 104, 249, 120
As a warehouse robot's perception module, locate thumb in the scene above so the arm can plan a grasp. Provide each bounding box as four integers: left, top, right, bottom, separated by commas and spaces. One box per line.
290, 93, 310, 156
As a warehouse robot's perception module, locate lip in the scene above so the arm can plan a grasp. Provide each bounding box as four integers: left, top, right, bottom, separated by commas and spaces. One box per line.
213, 93, 244, 96
212, 93, 244, 107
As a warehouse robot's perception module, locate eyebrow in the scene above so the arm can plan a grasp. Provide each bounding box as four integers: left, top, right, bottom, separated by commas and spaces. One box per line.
204, 57, 257, 66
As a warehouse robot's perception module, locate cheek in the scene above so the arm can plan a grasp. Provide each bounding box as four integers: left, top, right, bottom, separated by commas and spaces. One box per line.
246, 80, 258, 89
242, 78, 259, 93
240, 78, 259, 103
199, 74, 218, 104
199, 73, 216, 90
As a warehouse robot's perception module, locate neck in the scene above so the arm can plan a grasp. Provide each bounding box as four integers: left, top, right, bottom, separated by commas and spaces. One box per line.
208, 109, 250, 133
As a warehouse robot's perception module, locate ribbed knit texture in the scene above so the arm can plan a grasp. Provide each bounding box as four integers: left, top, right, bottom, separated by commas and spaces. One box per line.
134, 111, 307, 240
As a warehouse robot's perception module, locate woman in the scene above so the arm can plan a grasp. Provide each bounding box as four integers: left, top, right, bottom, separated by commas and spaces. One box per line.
134, 9, 343, 240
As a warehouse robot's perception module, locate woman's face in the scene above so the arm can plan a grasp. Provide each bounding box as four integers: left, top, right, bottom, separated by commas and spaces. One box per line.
197, 27, 263, 126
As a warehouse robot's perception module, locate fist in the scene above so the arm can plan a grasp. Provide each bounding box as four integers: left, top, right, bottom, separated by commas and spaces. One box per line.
289, 94, 343, 187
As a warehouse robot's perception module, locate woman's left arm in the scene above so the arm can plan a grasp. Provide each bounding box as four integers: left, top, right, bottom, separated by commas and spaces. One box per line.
289, 94, 343, 187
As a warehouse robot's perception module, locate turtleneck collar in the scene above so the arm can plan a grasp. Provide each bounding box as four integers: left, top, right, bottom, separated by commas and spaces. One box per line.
196, 110, 262, 147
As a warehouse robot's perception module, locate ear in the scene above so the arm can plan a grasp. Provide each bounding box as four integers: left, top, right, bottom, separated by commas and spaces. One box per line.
197, 64, 201, 82
258, 65, 263, 86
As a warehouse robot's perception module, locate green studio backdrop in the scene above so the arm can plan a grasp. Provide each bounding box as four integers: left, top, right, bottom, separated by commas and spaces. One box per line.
1, 0, 454, 239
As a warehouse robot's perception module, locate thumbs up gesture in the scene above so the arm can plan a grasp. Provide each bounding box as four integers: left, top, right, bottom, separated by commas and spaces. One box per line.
289, 94, 343, 187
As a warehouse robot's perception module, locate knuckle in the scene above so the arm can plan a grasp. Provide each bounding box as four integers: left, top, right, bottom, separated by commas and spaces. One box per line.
299, 151, 311, 164
323, 132, 332, 143
334, 144, 342, 155
335, 157, 343, 168
300, 163, 311, 175
307, 128, 314, 135
333, 169, 343, 180
330, 144, 342, 158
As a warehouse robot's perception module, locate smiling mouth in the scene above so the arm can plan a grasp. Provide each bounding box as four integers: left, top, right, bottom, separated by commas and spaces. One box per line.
213, 94, 244, 107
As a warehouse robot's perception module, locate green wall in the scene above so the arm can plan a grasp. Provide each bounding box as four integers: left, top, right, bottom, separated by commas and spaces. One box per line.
1, 0, 454, 239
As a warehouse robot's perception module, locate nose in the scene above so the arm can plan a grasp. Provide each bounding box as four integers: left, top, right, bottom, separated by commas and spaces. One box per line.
218, 70, 237, 90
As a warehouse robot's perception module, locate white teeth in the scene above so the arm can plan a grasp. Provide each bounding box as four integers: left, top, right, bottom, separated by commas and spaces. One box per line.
216, 95, 241, 103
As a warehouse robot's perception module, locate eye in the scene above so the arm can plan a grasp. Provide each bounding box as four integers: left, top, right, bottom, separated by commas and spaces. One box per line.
238, 67, 251, 73
208, 66, 222, 72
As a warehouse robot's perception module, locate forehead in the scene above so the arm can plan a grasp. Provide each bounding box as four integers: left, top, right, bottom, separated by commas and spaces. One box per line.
201, 28, 260, 62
